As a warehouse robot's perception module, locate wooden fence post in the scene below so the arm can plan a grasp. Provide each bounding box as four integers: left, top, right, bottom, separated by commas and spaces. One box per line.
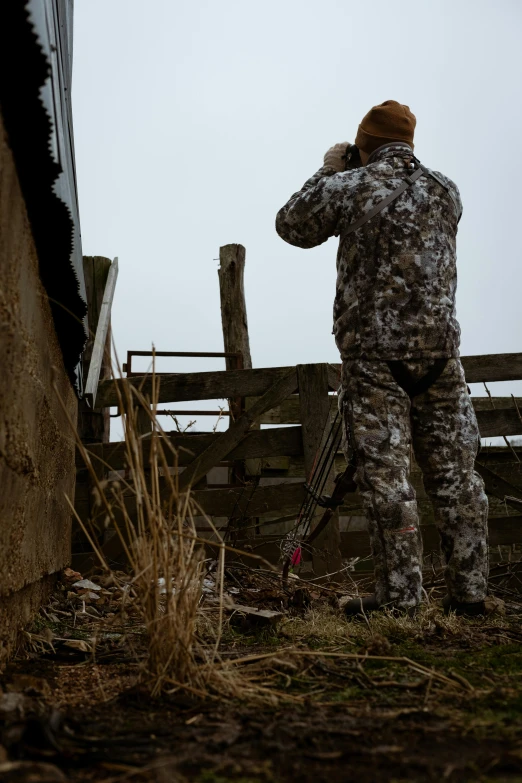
297, 363, 342, 579
218, 244, 260, 537
218, 244, 252, 371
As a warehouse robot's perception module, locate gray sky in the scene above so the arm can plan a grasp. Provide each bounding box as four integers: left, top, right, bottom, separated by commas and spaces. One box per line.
73, 0, 522, 438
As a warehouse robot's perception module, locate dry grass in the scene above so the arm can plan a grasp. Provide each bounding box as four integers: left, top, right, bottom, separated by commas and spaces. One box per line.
58, 354, 291, 703
57, 355, 218, 697
280, 601, 510, 649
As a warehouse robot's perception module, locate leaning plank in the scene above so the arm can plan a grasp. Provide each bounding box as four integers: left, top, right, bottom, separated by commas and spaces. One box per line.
178, 369, 298, 491
84, 257, 119, 408
79, 256, 113, 443
79, 426, 303, 472
96, 365, 295, 408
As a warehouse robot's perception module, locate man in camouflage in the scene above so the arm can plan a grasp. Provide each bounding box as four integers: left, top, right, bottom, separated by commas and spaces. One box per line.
276, 100, 489, 616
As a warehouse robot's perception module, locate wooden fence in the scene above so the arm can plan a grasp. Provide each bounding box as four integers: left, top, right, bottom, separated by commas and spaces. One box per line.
75, 355, 522, 576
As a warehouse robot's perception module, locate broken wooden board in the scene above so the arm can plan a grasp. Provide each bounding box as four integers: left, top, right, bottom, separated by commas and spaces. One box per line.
228, 604, 283, 630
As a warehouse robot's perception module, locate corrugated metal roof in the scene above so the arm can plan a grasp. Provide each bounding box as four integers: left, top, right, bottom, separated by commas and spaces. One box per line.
0, 0, 88, 393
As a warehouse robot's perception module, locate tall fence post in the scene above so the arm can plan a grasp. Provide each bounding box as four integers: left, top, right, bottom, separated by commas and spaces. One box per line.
218, 244, 252, 371
218, 244, 260, 541
297, 363, 342, 579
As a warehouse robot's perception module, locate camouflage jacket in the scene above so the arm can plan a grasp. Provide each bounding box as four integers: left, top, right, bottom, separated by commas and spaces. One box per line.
276, 143, 463, 361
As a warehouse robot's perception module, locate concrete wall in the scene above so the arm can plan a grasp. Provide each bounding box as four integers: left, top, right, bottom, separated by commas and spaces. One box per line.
0, 112, 77, 664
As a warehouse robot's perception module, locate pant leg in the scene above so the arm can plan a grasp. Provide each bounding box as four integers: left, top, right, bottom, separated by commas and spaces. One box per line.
411, 358, 489, 603
340, 360, 423, 609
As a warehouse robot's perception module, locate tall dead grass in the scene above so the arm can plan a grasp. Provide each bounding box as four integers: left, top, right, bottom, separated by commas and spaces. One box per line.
59, 356, 219, 696
61, 354, 285, 702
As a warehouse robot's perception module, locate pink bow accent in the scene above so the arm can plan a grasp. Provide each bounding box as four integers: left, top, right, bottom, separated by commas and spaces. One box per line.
290, 547, 302, 567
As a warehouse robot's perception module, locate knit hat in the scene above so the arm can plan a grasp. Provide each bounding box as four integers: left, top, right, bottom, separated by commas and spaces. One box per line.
355, 100, 416, 154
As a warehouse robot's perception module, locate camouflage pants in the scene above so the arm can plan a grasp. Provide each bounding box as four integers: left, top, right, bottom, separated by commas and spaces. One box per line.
340, 358, 489, 608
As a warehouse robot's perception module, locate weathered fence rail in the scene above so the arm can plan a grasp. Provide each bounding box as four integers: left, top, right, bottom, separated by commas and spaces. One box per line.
96, 353, 522, 409
76, 352, 522, 577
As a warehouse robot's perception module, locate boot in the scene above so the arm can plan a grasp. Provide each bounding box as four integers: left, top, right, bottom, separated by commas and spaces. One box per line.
343, 594, 381, 618
344, 594, 417, 618
442, 595, 486, 617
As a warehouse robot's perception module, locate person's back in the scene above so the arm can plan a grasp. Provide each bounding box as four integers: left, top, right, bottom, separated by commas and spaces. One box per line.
276, 100, 489, 617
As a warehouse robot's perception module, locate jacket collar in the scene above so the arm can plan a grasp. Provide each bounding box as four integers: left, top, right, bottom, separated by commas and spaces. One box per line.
367, 142, 414, 165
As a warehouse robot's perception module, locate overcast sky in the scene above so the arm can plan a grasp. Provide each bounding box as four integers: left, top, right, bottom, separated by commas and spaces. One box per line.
73, 0, 522, 438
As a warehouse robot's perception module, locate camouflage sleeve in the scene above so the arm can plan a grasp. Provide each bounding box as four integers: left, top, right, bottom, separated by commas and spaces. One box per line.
452, 181, 463, 224
432, 170, 463, 224
275, 165, 347, 249
444, 176, 463, 224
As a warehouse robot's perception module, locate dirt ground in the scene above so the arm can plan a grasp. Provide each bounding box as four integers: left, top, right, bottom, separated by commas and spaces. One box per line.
2, 564, 522, 783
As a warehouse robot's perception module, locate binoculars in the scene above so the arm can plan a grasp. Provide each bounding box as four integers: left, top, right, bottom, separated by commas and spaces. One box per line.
344, 144, 362, 170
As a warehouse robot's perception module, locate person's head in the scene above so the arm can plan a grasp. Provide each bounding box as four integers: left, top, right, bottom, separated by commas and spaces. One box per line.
355, 100, 416, 164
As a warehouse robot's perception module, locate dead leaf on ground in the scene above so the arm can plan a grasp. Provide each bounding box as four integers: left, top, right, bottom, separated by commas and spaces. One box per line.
229, 604, 283, 631
63, 567, 82, 582
72, 579, 102, 592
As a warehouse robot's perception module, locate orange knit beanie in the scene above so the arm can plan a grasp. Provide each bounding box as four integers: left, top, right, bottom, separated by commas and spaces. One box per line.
355, 100, 416, 154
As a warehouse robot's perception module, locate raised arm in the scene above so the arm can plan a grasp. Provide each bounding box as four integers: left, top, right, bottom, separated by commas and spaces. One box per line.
276, 142, 353, 249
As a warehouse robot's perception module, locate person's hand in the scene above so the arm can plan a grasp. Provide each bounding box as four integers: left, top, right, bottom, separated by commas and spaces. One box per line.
323, 142, 351, 172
